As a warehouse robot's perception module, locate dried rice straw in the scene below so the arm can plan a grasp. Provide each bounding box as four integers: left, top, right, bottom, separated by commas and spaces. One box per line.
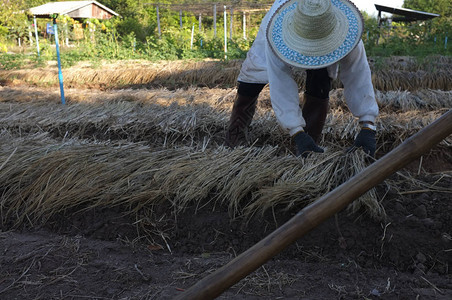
0, 133, 385, 228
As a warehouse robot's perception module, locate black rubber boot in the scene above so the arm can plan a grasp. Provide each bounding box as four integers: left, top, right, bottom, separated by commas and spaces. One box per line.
225, 93, 258, 148
302, 93, 329, 144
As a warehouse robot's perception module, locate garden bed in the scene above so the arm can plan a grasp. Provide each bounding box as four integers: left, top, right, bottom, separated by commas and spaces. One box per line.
0, 60, 451, 299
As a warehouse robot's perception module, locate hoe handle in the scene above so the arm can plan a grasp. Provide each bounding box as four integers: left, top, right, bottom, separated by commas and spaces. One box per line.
175, 110, 452, 300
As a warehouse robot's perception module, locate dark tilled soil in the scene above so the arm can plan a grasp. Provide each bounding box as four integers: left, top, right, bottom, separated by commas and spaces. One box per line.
1, 170, 451, 300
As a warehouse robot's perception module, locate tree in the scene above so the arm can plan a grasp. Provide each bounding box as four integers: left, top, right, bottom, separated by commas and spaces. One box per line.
403, 0, 451, 17
403, 0, 451, 38
0, 0, 32, 44
0, 0, 26, 27
0, 0, 49, 37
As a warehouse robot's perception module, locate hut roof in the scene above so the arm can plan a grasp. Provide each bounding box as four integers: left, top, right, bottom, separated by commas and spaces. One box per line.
29, 1, 119, 19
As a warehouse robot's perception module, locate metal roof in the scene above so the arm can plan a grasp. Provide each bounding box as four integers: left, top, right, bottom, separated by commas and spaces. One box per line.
375, 4, 440, 22
29, 1, 119, 17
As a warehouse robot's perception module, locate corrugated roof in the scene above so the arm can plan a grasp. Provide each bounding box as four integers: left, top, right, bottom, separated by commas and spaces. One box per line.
29, 1, 119, 17
375, 4, 440, 20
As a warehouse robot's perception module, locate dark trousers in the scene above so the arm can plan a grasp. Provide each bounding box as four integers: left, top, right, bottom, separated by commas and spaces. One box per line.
237, 68, 331, 98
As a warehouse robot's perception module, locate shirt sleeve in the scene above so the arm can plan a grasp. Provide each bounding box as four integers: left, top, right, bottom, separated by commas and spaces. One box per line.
237, 12, 271, 84
339, 40, 379, 124
265, 42, 306, 136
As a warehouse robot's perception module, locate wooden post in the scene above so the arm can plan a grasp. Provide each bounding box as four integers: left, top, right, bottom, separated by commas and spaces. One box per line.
377, 10, 381, 26
65, 23, 69, 46
28, 25, 33, 46
243, 11, 246, 40
190, 23, 194, 49
175, 110, 452, 300
213, 3, 217, 37
377, 9, 382, 45
224, 5, 227, 57
180, 10, 183, 29
156, 5, 161, 37
230, 8, 233, 40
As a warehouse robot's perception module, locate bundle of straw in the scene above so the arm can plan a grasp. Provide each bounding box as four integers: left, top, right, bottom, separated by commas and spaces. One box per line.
0, 132, 384, 229
1, 57, 451, 91
1, 91, 450, 152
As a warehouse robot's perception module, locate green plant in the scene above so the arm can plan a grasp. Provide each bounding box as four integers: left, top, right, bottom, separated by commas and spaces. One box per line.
0, 53, 28, 69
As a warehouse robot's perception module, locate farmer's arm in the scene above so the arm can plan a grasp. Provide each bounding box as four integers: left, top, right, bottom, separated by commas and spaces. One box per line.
341, 41, 379, 156
265, 43, 305, 136
339, 40, 379, 124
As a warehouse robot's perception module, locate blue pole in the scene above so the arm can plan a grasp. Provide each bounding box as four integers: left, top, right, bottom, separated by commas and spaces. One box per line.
53, 18, 65, 105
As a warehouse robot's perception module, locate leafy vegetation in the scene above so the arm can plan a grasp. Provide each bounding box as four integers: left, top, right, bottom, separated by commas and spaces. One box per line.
0, 0, 450, 69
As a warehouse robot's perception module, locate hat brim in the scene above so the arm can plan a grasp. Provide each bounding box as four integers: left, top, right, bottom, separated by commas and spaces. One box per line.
267, 0, 364, 69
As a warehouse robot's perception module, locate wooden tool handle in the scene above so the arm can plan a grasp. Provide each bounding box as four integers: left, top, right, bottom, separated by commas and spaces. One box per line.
176, 110, 452, 300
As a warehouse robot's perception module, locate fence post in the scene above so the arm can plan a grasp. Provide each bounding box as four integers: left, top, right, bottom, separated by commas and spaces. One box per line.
53, 16, 65, 105
230, 8, 233, 40
213, 4, 217, 37
243, 11, 246, 40
376, 10, 382, 45
156, 5, 161, 37
191, 24, 194, 49
180, 10, 183, 29
65, 23, 69, 46
28, 25, 33, 46
224, 5, 227, 58
33, 16, 40, 57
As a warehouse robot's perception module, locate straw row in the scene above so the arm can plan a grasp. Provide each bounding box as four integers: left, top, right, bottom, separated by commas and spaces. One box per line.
330, 89, 452, 112
1, 94, 450, 150
368, 55, 452, 72
0, 96, 233, 148
0, 132, 383, 228
2, 86, 451, 113
0, 59, 242, 89
1, 59, 451, 91
370, 69, 452, 91
374, 89, 452, 112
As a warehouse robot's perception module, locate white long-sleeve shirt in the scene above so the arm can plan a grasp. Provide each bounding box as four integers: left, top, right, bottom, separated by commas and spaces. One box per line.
238, 0, 379, 136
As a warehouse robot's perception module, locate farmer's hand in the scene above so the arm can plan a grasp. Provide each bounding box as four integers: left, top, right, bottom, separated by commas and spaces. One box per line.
293, 131, 324, 157
349, 124, 376, 157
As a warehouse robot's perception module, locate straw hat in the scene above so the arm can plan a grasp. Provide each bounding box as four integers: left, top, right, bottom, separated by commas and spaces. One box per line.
267, 0, 364, 69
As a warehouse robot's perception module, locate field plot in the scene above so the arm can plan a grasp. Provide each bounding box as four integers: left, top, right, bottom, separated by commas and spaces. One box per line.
0, 58, 451, 299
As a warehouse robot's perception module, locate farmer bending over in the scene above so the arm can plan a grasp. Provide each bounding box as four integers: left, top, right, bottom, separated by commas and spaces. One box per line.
225, 0, 378, 157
